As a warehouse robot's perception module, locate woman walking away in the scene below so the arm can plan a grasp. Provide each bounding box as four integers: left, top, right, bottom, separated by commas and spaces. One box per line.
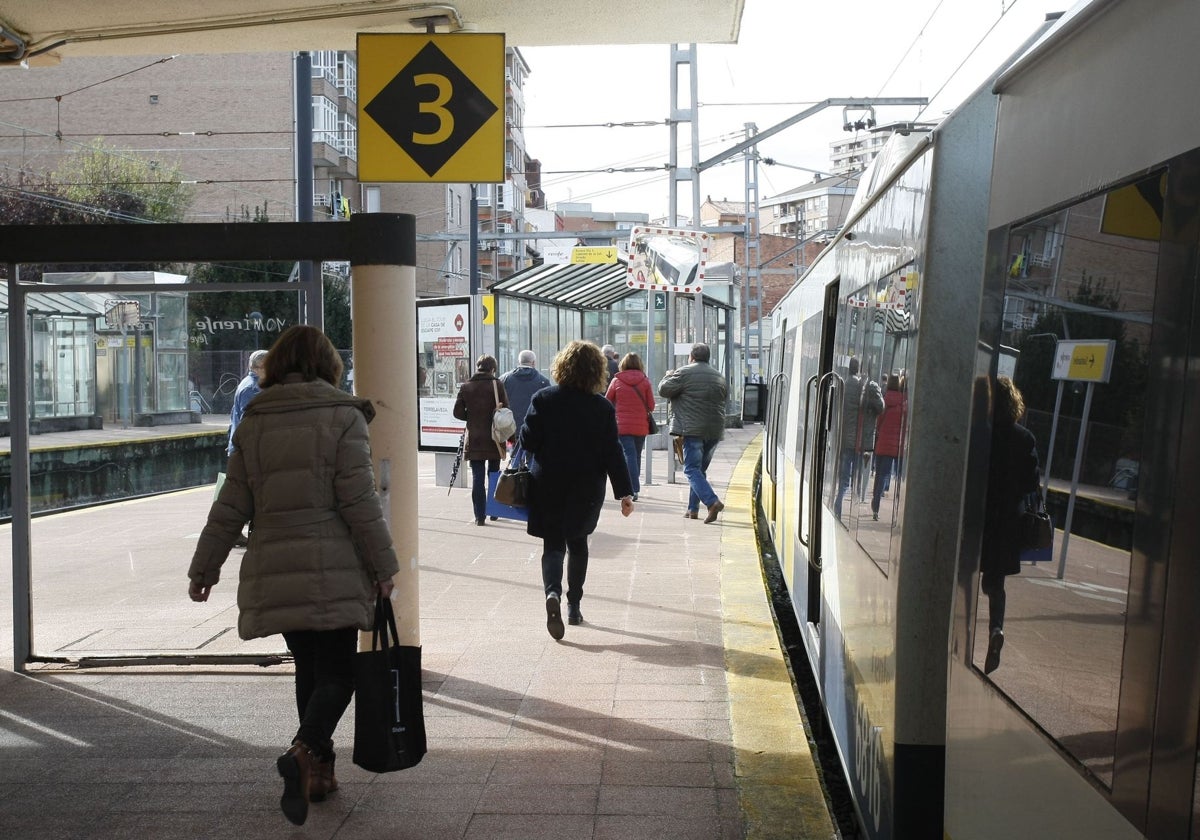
453, 354, 509, 525
521, 341, 634, 638
871, 374, 907, 521
187, 325, 398, 827
981, 376, 1040, 674
605, 351, 656, 500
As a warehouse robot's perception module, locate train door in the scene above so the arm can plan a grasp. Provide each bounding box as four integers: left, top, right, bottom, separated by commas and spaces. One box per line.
762, 321, 787, 529
966, 162, 1200, 835
797, 281, 840, 623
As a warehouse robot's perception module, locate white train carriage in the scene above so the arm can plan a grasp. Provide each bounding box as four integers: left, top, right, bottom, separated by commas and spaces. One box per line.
757, 0, 1200, 836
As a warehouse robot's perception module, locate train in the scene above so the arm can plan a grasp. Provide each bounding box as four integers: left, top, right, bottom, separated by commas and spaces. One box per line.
754, 0, 1199, 837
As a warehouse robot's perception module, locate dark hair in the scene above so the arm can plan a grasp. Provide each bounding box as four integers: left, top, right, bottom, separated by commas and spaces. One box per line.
260, 325, 343, 388
551, 340, 608, 394
619, 352, 644, 372
848, 357, 860, 376
690, 343, 711, 363
475, 354, 497, 374
887, 374, 901, 392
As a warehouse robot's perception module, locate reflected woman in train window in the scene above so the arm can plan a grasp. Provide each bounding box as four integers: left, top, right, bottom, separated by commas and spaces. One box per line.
871, 374, 906, 521
981, 376, 1040, 674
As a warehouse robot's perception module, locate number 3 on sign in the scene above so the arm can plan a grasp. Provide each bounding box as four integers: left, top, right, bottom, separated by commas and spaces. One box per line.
413, 73, 453, 145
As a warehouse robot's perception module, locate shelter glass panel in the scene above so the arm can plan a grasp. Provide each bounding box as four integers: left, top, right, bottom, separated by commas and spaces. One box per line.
17, 277, 320, 664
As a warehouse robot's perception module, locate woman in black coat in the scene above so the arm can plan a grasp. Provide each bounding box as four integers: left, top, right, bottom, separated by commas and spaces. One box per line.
981, 376, 1040, 674
453, 355, 509, 526
519, 341, 634, 639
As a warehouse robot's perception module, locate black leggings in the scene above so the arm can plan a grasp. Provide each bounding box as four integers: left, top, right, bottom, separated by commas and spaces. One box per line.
282, 626, 358, 759
981, 571, 1007, 634
541, 535, 590, 606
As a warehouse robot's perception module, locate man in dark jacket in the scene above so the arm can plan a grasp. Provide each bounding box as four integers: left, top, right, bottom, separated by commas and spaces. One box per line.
658, 343, 729, 523
500, 350, 551, 436
602, 344, 620, 382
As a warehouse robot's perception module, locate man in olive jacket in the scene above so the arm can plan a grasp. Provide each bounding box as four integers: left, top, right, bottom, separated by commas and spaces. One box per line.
658, 343, 729, 523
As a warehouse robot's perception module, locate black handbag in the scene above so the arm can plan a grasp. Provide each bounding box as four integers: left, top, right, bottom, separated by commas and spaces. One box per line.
1019, 492, 1053, 551
352, 595, 427, 773
494, 446, 531, 507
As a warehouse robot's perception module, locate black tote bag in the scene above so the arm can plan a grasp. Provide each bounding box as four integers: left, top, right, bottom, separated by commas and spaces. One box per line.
352, 595, 427, 773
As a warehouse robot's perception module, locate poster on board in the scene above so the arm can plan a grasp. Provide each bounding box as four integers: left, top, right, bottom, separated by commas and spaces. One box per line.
417, 297, 471, 451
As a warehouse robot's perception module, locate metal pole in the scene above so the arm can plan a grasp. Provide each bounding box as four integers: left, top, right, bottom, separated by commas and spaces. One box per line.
1056, 381, 1094, 580
1041, 379, 1065, 502
120, 323, 130, 429
295, 50, 322, 329
469, 185, 480, 295
644, 288, 655, 487
8, 264, 31, 671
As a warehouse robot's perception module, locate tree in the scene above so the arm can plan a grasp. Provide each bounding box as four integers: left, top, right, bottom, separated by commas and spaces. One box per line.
0, 140, 194, 279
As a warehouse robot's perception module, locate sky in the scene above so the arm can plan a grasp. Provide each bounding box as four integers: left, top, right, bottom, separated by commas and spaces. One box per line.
519, 0, 1065, 219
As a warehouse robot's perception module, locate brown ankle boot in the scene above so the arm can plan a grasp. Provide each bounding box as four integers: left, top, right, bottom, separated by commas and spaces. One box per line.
310, 751, 339, 802
276, 740, 316, 825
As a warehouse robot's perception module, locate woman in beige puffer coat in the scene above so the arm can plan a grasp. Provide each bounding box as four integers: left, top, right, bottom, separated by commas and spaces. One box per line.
188, 325, 398, 827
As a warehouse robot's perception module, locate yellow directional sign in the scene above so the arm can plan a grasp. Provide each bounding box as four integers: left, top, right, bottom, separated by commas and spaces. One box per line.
357, 33, 505, 183
570, 246, 617, 264
1051, 339, 1116, 383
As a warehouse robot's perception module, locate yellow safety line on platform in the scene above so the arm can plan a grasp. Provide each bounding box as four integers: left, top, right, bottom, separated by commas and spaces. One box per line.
722, 433, 837, 839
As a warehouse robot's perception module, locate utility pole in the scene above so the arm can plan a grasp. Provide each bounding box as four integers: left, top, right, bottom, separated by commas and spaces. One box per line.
743, 123, 761, 379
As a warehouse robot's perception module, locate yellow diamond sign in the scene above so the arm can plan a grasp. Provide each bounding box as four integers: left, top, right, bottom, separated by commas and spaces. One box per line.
358, 33, 505, 183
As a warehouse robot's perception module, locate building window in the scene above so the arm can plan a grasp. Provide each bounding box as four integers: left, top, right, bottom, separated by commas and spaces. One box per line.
312, 96, 338, 146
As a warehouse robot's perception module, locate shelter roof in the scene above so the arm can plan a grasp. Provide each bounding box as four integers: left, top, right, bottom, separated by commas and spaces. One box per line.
489, 259, 732, 311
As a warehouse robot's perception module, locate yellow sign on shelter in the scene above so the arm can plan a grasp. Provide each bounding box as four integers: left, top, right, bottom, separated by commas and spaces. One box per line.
357, 33, 505, 183
570, 247, 618, 264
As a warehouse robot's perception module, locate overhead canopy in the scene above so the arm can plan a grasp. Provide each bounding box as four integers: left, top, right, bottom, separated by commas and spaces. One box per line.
490, 260, 637, 310
0, 0, 745, 64
489, 259, 732, 311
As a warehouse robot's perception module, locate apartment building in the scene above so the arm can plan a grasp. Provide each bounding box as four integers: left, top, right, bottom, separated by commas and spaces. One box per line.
829, 130, 889, 177
759, 174, 858, 240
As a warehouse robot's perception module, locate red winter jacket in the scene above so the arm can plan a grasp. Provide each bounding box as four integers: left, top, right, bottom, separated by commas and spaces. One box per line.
605, 369, 656, 436
874, 389, 907, 458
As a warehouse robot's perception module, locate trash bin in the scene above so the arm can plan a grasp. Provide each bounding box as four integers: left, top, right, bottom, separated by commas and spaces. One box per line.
742, 382, 766, 422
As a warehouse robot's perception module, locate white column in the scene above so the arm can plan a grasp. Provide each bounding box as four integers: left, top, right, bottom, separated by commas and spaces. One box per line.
353, 262, 420, 647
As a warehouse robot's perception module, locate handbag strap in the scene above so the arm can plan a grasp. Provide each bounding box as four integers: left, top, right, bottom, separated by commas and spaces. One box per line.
371, 594, 401, 651
492, 378, 501, 409
507, 441, 527, 470
628, 379, 652, 414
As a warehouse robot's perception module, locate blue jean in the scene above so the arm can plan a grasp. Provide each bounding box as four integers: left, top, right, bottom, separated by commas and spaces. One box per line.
469, 458, 500, 521
871, 454, 896, 514
835, 447, 856, 519
619, 434, 645, 494
682, 436, 720, 512
542, 535, 590, 605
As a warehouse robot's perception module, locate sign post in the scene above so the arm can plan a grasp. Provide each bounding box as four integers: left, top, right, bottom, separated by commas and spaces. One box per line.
1047, 339, 1116, 579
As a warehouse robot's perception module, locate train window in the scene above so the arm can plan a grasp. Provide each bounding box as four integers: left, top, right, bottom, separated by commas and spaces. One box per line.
835, 267, 915, 571
974, 174, 1161, 788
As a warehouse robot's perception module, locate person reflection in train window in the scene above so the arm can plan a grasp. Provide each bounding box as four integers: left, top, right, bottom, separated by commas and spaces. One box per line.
834, 357, 884, 520
871, 374, 907, 521
981, 376, 1040, 675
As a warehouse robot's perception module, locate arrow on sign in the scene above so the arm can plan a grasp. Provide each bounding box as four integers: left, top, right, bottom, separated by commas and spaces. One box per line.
364, 41, 498, 177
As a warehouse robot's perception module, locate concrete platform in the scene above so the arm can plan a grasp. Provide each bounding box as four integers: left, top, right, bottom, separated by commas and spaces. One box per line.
0, 426, 837, 839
